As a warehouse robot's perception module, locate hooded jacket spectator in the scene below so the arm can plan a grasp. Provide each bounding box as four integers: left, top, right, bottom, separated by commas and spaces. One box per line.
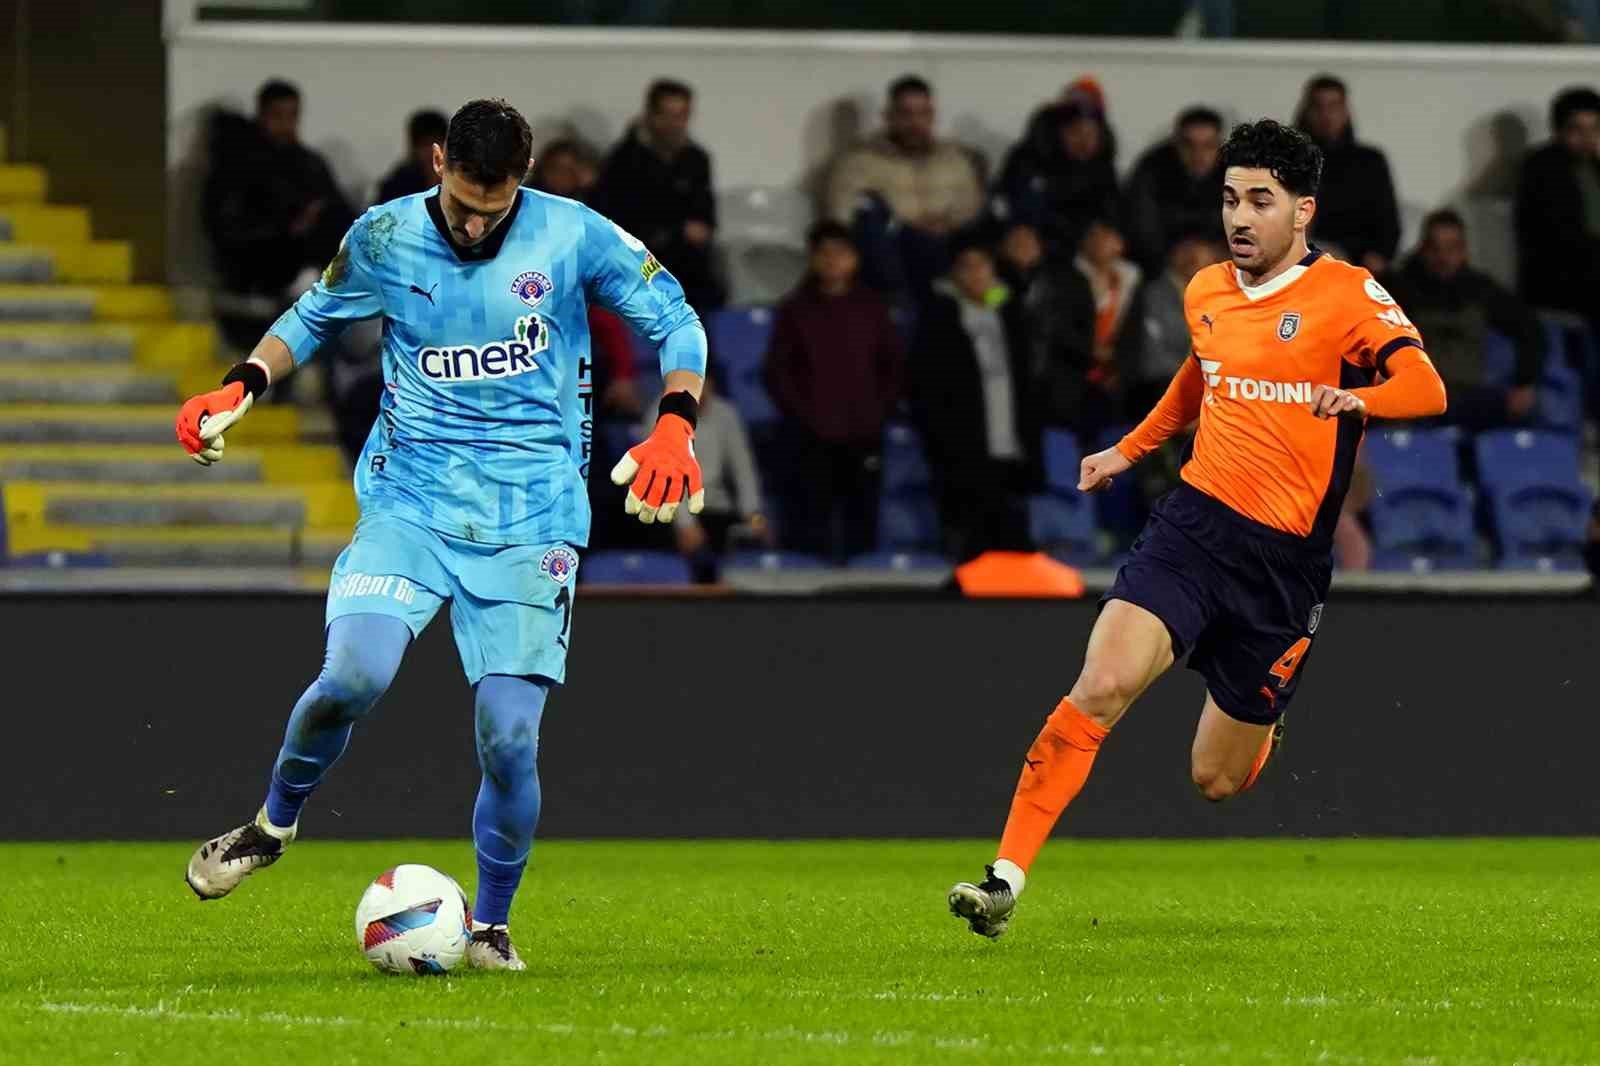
994, 96, 1119, 259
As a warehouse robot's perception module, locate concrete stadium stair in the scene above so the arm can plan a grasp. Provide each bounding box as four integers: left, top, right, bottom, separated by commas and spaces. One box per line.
0, 127, 358, 568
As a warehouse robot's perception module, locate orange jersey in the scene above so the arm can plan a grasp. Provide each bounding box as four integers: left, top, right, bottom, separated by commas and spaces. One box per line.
1118, 251, 1442, 544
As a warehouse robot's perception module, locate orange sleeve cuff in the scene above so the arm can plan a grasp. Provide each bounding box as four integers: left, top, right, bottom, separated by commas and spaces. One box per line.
1353, 349, 1447, 420
1117, 357, 1204, 462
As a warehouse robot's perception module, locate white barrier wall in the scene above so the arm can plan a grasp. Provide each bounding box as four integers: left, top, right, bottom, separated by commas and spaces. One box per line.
167, 23, 1600, 287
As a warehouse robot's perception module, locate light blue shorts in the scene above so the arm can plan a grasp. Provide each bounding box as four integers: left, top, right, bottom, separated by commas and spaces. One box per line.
325, 512, 579, 685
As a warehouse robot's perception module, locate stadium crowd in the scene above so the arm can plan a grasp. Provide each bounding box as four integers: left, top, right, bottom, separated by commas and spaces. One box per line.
202, 74, 1600, 579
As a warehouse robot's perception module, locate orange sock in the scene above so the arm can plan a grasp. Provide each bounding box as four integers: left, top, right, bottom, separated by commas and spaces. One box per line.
996, 697, 1110, 873
1239, 728, 1276, 793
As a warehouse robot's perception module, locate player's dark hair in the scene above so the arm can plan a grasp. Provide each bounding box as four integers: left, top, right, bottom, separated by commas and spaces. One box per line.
889, 75, 932, 103
256, 79, 300, 112
646, 79, 693, 111
407, 109, 448, 146
1176, 106, 1224, 132
1219, 119, 1324, 198
806, 219, 855, 251
1303, 73, 1347, 99
1551, 86, 1600, 131
444, 98, 533, 187
1422, 208, 1466, 236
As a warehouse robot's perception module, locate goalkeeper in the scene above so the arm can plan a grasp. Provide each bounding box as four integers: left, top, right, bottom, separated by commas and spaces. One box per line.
179, 99, 706, 972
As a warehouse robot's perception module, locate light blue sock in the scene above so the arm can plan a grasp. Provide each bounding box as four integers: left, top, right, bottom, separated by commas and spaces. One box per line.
471, 674, 548, 925
264, 613, 411, 829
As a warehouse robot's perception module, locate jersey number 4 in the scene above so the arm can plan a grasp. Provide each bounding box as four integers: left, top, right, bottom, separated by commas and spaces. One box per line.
1268, 637, 1312, 689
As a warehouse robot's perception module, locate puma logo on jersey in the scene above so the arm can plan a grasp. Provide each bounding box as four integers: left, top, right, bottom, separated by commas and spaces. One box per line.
418, 314, 548, 384
1200, 358, 1316, 405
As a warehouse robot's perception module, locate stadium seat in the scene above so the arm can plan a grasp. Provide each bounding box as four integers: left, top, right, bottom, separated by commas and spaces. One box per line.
878, 492, 940, 550
1088, 423, 1146, 544
706, 307, 778, 425
579, 551, 691, 585
1362, 427, 1477, 566
724, 550, 828, 572
1474, 429, 1593, 568
1027, 493, 1100, 561
1536, 320, 1584, 432
880, 421, 933, 495
846, 550, 948, 572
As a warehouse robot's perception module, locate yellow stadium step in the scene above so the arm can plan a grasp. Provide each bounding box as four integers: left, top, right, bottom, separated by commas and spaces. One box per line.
0, 165, 47, 204
0, 443, 346, 484
0, 205, 91, 244
0, 284, 173, 323
0, 242, 134, 284
4, 522, 351, 568
0, 321, 216, 367
2, 480, 359, 530
0, 362, 179, 404
0, 403, 300, 445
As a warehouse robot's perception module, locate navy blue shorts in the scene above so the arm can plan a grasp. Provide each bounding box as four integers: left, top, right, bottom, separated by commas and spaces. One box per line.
1104, 483, 1332, 725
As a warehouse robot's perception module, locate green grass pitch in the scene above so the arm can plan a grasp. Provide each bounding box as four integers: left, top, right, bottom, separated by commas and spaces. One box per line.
3, 839, 1597, 1064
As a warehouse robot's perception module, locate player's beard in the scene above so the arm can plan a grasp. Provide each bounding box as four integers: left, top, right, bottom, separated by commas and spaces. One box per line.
1230, 229, 1290, 281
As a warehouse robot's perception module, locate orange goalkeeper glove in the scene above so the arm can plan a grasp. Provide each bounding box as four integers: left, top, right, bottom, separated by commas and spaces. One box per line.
609, 391, 705, 525
176, 360, 269, 465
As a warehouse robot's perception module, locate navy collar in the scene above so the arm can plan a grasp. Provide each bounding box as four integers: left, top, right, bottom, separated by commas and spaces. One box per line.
425, 187, 524, 263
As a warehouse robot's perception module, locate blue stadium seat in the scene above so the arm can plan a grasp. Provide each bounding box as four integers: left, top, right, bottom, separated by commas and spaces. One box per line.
881, 421, 933, 495
1481, 329, 1516, 386
1028, 493, 1100, 560
878, 492, 940, 550
579, 551, 691, 585
1475, 429, 1593, 567
706, 307, 778, 425
1362, 427, 1477, 565
846, 551, 949, 572
724, 550, 828, 572
1536, 320, 1584, 432
1040, 429, 1083, 494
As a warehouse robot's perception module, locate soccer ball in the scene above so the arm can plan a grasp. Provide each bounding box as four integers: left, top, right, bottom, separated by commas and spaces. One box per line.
355, 864, 472, 975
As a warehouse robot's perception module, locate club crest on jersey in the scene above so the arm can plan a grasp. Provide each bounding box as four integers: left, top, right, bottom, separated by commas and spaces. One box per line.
539, 547, 578, 584
1277, 312, 1302, 342
510, 270, 553, 308
1308, 603, 1324, 634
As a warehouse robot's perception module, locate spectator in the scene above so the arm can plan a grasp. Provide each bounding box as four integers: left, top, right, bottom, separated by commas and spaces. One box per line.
995, 221, 1101, 433
530, 136, 600, 201
1295, 74, 1401, 273
531, 135, 638, 419
202, 79, 355, 343
826, 75, 986, 299
764, 222, 903, 561
1514, 86, 1600, 321
591, 79, 724, 311
1383, 209, 1545, 429
993, 85, 1119, 261
671, 365, 769, 583
910, 240, 1040, 561
1117, 230, 1225, 419
375, 109, 447, 204
1075, 220, 1142, 399
1122, 106, 1226, 276
1336, 458, 1375, 573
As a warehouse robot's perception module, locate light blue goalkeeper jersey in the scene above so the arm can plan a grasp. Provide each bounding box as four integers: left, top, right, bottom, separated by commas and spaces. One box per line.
269, 187, 707, 547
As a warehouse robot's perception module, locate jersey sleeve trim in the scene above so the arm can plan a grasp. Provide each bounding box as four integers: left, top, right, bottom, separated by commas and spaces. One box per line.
1375, 336, 1423, 377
